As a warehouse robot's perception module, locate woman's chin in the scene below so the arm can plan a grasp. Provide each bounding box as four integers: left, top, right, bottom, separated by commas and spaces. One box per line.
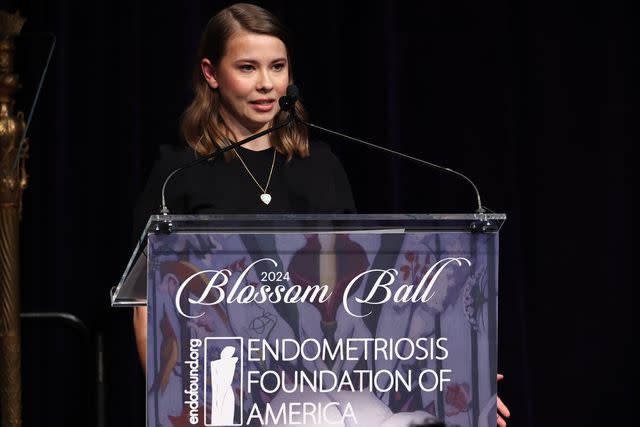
243, 117, 278, 134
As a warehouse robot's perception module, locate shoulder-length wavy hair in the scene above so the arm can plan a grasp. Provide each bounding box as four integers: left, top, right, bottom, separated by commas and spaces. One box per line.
180, 3, 309, 161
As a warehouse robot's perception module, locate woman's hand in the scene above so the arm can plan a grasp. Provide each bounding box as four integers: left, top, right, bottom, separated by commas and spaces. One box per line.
497, 374, 510, 427
133, 306, 148, 375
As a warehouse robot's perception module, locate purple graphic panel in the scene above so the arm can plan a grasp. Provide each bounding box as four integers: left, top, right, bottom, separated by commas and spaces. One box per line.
147, 231, 498, 427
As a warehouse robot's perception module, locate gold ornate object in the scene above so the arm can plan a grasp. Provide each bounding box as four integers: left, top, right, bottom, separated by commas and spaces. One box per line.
0, 9, 27, 427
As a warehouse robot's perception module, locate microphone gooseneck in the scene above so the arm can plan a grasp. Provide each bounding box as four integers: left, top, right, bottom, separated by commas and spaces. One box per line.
283, 84, 485, 214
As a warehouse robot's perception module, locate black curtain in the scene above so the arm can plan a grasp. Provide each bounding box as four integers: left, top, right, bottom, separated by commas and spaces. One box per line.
0, 0, 633, 426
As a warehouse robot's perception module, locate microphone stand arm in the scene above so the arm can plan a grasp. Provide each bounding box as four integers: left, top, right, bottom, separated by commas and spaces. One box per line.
292, 115, 485, 214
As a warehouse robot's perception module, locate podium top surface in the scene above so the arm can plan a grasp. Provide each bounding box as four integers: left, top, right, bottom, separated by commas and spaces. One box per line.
111, 213, 506, 307
143, 213, 506, 232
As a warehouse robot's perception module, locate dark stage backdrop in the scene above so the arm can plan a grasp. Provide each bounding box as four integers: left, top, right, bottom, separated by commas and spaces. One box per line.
0, 0, 633, 426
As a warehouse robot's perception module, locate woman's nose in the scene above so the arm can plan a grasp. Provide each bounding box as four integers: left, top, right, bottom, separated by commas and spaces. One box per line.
256, 69, 274, 92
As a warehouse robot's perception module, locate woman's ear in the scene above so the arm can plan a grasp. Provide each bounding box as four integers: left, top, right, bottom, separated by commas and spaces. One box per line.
201, 58, 219, 89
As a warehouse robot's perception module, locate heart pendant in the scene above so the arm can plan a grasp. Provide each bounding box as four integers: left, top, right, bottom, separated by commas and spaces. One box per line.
260, 193, 272, 205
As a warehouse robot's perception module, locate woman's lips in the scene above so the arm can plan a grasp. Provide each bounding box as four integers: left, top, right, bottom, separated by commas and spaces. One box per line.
250, 99, 276, 112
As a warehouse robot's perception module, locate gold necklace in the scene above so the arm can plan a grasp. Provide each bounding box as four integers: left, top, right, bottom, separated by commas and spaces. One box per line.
234, 148, 277, 205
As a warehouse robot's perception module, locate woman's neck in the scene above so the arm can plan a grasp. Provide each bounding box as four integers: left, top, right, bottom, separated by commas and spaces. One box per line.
239, 135, 272, 151
221, 113, 273, 151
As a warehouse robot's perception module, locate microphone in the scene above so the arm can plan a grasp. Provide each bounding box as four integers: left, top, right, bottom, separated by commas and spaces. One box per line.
278, 85, 299, 112
282, 84, 487, 214
159, 112, 294, 215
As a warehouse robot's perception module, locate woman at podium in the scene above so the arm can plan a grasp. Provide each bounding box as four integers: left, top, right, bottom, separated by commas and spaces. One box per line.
131, 3, 509, 426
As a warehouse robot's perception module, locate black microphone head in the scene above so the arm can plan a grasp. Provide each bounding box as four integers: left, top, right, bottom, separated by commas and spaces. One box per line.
279, 84, 299, 112
278, 95, 294, 111
286, 84, 299, 100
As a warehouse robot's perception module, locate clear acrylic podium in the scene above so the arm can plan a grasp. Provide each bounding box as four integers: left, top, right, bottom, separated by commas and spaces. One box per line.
112, 213, 505, 427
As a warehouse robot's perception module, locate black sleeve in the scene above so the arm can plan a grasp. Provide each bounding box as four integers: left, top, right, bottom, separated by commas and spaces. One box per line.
306, 140, 357, 214
132, 145, 191, 245
328, 147, 357, 214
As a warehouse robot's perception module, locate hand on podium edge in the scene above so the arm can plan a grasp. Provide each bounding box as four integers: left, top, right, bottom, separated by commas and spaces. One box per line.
133, 306, 148, 375
497, 373, 511, 427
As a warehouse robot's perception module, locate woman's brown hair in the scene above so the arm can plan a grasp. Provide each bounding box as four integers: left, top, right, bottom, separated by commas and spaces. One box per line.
180, 3, 309, 161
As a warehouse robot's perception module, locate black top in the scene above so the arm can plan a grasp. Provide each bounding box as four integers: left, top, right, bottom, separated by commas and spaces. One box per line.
133, 141, 355, 237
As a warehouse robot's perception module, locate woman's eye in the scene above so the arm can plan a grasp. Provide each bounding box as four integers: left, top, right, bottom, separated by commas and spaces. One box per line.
239, 64, 254, 71
273, 63, 285, 71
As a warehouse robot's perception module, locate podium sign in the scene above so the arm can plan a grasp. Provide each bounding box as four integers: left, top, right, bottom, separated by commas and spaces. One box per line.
112, 214, 505, 427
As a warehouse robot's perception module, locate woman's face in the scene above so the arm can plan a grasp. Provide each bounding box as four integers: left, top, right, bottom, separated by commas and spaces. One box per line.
202, 31, 290, 137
